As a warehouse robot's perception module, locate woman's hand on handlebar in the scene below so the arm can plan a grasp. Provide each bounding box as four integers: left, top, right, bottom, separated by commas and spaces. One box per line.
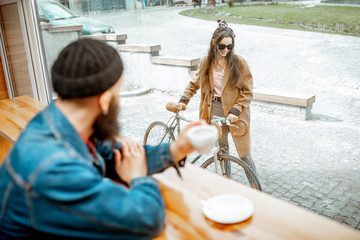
176, 103, 187, 111
228, 113, 239, 123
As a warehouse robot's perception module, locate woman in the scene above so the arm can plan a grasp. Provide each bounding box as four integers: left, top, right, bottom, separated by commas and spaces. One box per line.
177, 20, 257, 182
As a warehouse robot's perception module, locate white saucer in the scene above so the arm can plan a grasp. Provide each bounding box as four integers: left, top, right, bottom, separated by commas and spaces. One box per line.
202, 194, 254, 224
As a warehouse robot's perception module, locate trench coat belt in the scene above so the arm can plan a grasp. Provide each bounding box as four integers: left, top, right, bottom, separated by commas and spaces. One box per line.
212, 96, 222, 103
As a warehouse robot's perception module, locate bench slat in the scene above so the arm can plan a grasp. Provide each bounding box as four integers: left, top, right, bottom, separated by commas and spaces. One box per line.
82, 33, 127, 42
253, 89, 315, 107
151, 56, 200, 67
117, 44, 161, 53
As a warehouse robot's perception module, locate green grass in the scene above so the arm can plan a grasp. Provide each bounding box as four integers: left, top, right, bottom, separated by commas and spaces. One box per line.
179, 4, 360, 36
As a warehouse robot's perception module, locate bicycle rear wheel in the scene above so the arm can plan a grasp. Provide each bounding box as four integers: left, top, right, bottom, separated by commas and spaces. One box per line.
200, 154, 262, 191
143, 121, 175, 145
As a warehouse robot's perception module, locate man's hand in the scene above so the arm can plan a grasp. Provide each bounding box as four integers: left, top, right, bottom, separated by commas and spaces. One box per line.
113, 142, 147, 184
176, 103, 187, 111
169, 120, 206, 162
228, 113, 239, 123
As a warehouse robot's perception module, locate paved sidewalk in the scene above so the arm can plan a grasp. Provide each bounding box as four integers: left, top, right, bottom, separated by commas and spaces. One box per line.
119, 89, 360, 230
92, 7, 360, 230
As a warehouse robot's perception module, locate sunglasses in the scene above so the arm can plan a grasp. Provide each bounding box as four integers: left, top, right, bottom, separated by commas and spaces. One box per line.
218, 43, 234, 50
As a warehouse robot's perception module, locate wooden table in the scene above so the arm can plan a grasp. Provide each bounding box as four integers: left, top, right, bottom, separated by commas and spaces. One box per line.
1, 96, 359, 239
153, 165, 360, 240
0, 95, 46, 163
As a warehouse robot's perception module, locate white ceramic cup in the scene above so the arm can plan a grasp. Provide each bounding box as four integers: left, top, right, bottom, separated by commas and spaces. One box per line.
187, 125, 218, 154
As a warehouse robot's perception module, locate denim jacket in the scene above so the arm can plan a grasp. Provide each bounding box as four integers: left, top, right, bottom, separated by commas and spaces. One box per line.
0, 101, 178, 239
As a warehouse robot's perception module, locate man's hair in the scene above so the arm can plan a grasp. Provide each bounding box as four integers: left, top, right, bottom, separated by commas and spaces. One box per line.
51, 38, 123, 99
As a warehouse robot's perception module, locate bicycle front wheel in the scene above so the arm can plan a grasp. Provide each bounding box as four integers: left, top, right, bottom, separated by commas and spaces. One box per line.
200, 154, 262, 191
143, 121, 175, 145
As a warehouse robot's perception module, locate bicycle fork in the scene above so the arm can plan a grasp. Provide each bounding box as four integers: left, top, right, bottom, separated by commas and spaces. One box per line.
213, 146, 226, 177
213, 146, 231, 178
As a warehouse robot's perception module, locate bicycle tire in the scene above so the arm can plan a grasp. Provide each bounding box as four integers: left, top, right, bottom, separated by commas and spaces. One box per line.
200, 154, 262, 191
143, 121, 175, 145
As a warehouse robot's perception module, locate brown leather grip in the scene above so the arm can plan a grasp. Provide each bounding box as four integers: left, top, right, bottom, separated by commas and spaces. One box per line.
166, 102, 178, 113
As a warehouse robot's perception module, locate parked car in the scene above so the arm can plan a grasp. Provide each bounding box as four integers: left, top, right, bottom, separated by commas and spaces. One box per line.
37, 1, 115, 35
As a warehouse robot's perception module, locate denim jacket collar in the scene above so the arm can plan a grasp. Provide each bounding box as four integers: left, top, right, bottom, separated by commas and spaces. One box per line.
43, 101, 105, 175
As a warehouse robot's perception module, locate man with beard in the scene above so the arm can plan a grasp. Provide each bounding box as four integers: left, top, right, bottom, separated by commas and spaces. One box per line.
0, 39, 203, 239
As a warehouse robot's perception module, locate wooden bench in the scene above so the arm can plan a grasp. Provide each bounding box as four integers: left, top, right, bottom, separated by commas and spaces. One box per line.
189, 71, 315, 120
253, 88, 315, 108
174, 3, 192, 7
0, 96, 46, 164
41, 23, 82, 34
117, 44, 199, 91
82, 33, 127, 44
252, 88, 316, 120
117, 44, 161, 56
151, 56, 200, 71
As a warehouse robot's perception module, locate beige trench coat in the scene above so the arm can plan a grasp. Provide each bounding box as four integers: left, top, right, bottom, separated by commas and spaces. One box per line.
180, 55, 253, 158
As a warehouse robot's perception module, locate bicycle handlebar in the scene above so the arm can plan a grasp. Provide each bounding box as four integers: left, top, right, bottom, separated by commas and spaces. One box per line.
166, 102, 186, 113
211, 116, 239, 128
211, 116, 230, 123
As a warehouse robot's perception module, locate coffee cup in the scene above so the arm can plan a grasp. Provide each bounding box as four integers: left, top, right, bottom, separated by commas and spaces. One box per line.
187, 125, 218, 154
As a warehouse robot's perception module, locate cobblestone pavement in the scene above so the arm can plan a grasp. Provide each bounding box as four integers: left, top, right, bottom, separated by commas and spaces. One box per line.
119, 89, 360, 231
90, 6, 360, 231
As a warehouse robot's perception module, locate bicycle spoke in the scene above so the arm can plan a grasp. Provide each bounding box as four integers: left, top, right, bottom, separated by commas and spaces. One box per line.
144, 121, 175, 145
200, 154, 262, 191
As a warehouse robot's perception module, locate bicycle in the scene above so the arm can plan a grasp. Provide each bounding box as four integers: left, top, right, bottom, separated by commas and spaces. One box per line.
143, 102, 262, 191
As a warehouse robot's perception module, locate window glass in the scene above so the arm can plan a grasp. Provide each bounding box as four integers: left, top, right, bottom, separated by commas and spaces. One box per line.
38, 2, 74, 20
35, 0, 177, 99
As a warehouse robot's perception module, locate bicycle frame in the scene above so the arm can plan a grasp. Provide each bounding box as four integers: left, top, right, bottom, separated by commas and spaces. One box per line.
165, 113, 230, 167
151, 108, 229, 170
166, 112, 192, 137
160, 111, 205, 164
145, 107, 261, 190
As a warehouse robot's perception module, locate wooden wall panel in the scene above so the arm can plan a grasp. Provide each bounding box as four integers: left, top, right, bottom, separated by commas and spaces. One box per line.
0, 3, 32, 97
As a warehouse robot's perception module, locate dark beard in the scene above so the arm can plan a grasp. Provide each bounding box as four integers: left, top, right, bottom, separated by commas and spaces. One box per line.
93, 98, 120, 144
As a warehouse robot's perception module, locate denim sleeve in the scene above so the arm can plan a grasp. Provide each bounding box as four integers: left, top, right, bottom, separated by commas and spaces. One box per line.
144, 143, 177, 175
32, 155, 165, 239
97, 141, 176, 177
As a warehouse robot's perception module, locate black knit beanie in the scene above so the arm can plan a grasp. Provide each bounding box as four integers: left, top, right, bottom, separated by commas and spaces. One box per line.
51, 38, 123, 99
